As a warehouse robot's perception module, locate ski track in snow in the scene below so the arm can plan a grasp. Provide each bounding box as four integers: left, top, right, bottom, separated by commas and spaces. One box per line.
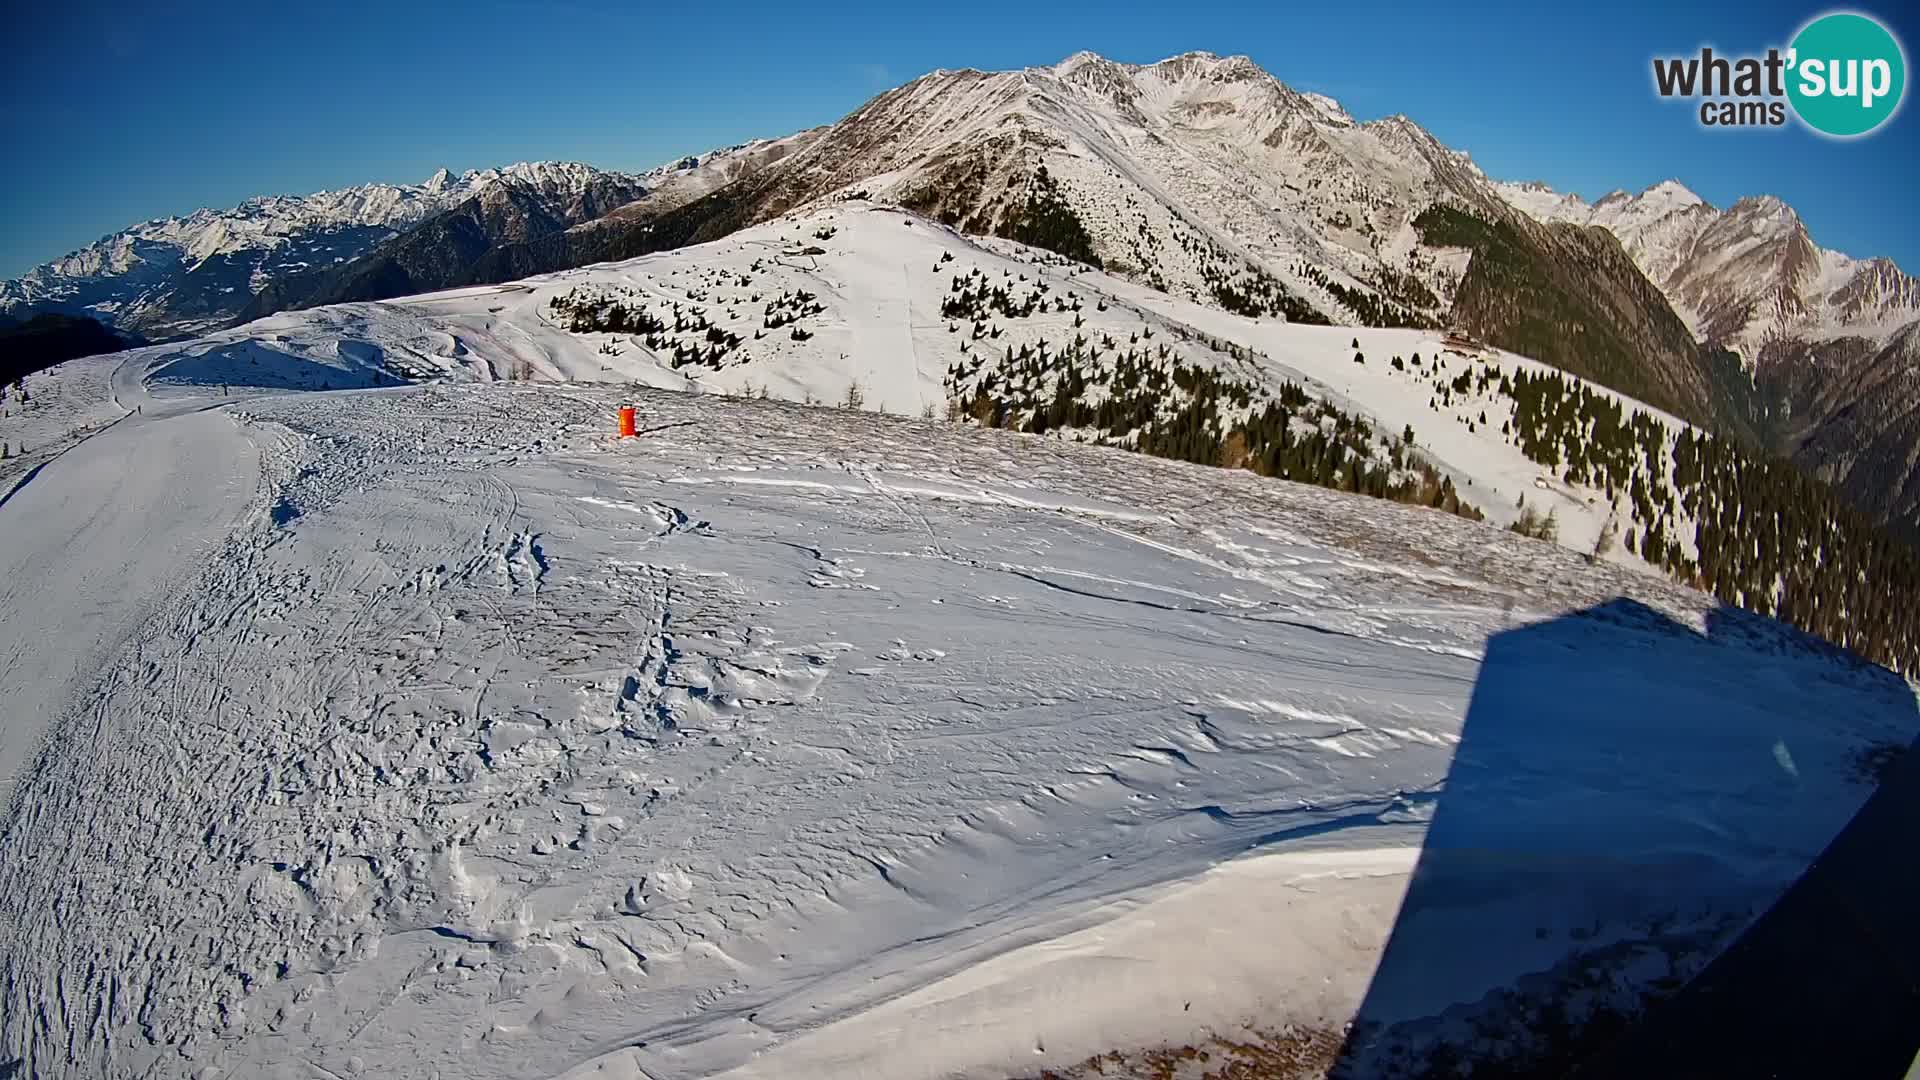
0, 359, 259, 801
0, 376, 1914, 1076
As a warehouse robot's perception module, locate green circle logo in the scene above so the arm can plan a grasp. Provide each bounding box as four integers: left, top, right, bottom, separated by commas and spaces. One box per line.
1787, 12, 1907, 136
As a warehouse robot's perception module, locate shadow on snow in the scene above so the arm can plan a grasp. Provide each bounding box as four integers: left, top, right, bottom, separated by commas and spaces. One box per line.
149, 341, 401, 392
1330, 597, 1920, 1079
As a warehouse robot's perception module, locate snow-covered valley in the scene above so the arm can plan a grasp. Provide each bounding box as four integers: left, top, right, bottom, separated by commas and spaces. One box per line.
1, 207, 1917, 1079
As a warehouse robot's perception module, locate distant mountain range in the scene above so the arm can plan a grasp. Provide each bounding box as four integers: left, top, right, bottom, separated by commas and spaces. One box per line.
1494, 179, 1920, 359
5, 51, 1917, 536
0, 162, 647, 340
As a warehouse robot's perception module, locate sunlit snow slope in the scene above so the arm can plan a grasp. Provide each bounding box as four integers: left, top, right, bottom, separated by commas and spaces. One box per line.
0, 206, 1915, 1080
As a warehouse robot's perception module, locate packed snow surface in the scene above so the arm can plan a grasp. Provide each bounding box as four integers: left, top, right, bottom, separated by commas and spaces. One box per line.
0, 340, 1913, 1078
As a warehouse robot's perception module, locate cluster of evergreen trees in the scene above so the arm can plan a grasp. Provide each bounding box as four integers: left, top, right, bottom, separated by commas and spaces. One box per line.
945, 334, 1479, 521
1505, 370, 1669, 496
940, 267, 1077, 324
1366, 264, 1441, 315
1357, 343, 1917, 669
761, 288, 825, 329
547, 287, 673, 337
548, 280, 823, 372
1665, 431, 1919, 670
995, 166, 1102, 269
1207, 265, 1328, 324
1484, 365, 1919, 672
1114, 210, 1170, 290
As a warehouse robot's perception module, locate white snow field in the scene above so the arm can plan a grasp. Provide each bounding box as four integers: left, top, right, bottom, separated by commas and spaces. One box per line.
0, 209, 1916, 1079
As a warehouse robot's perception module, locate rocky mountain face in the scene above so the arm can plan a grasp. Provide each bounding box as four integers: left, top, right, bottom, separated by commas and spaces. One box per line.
568, 48, 1903, 534
1496, 179, 1920, 535
0, 162, 645, 340
1411, 205, 1745, 436
628, 131, 827, 216
1495, 180, 1920, 357
459, 130, 826, 284
554, 53, 1758, 446
1756, 327, 1920, 534
584, 51, 1518, 305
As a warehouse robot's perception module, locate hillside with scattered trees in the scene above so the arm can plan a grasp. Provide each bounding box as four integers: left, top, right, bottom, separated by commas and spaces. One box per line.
1474, 363, 1918, 671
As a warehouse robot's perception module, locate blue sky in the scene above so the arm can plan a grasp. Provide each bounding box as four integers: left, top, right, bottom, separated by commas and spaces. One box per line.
4, 0, 1916, 278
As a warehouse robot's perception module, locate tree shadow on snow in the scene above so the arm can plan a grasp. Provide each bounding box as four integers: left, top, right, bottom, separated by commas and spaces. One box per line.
149, 341, 402, 392
1328, 597, 1920, 1079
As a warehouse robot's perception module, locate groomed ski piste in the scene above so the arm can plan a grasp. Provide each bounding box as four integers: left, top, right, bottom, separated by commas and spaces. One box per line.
1, 204, 1915, 1079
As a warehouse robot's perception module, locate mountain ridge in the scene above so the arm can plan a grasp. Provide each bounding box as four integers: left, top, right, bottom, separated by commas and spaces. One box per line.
522, 50, 1755, 450
1491, 176, 1919, 356
0, 161, 646, 340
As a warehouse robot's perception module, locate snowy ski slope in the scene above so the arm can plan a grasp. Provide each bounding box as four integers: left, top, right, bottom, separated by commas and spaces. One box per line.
0, 350, 1912, 1078
1, 204, 1916, 1078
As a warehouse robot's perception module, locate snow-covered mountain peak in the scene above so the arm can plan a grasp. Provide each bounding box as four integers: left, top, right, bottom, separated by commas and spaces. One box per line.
1042, 50, 1288, 110
1641, 178, 1705, 209
1046, 50, 1268, 85
1725, 193, 1799, 226
1193, 52, 1269, 82
1133, 48, 1223, 75
639, 143, 764, 184
462, 160, 635, 193
729, 48, 1542, 341
1047, 50, 1143, 104
632, 131, 827, 196
1147, 49, 1244, 77
1364, 113, 1461, 157
1489, 180, 1586, 219
1300, 91, 1356, 127
1051, 49, 1116, 75
1133, 51, 1277, 97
